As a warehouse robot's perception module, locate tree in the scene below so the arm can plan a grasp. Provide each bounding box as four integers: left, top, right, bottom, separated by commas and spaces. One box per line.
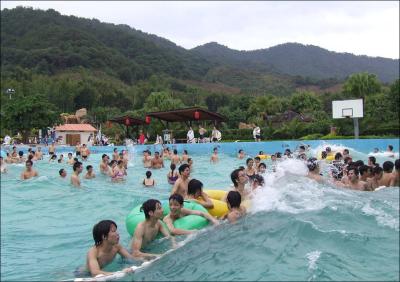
2, 93, 59, 142
290, 91, 322, 113
342, 72, 381, 98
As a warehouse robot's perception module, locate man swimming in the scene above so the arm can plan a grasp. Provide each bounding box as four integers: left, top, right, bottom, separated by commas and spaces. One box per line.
71, 161, 83, 187
171, 164, 191, 198
86, 220, 135, 277
224, 191, 246, 223
186, 179, 214, 209
20, 160, 38, 180
151, 151, 164, 169
131, 199, 174, 259
163, 194, 219, 235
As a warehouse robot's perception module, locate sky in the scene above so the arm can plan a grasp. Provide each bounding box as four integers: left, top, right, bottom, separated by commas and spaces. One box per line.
1, 1, 399, 59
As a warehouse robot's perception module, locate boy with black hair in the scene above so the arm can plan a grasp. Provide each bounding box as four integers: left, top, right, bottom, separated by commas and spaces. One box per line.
131, 199, 174, 259
86, 220, 134, 277
59, 168, 67, 178
71, 161, 83, 187
186, 179, 214, 209
171, 163, 191, 197
163, 194, 219, 235
224, 191, 246, 223
85, 165, 96, 179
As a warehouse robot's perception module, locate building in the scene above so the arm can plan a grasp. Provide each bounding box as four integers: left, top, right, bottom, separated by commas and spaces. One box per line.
55, 124, 97, 145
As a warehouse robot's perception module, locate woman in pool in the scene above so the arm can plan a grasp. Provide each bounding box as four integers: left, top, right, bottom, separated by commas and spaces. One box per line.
167, 163, 179, 185
244, 158, 256, 181
111, 160, 126, 182
143, 171, 155, 187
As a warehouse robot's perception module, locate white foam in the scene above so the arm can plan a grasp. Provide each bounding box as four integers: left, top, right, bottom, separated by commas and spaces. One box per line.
361, 202, 399, 231
306, 250, 321, 271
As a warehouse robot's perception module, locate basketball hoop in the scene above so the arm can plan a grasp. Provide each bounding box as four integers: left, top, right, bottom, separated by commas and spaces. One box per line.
344, 115, 351, 119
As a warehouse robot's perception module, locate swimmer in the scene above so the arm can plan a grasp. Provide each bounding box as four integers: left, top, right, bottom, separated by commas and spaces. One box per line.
11, 146, 17, 158
100, 154, 110, 174
80, 144, 90, 161
368, 156, 377, 168
143, 171, 155, 187
224, 191, 246, 224
366, 166, 383, 191
142, 150, 152, 168
85, 165, 96, 179
111, 160, 126, 182
251, 174, 264, 191
49, 154, 57, 162
131, 199, 174, 259
181, 150, 189, 163
210, 147, 219, 163
170, 149, 180, 166
0, 156, 8, 173
75, 141, 81, 157
306, 158, 324, 183
167, 163, 179, 185
151, 151, 164, 169
20, 160, 38, 180
112, 148, 119, 161
386, 145, 395, 157
67, 153, 74, 165
35, 147, 43, 160
358, 165, 372, 182
57, 154, 64, 163
379, 161, 395, 186
244, 158, 256, 181
254, 156, 261, 172
71, 161, 83, 187
390, 159, 399, 186
226, 168, 251, 201
163, 194, 219, 236
171, 164, 191, 198
258, 162, 267, 174
343, 166, 368, 191
5, 153, 13, 164
16, 151, 26, 163
59, 168, 67, 178
86, 220, 135, 277
186, 179, 214, 209
187, 158, 193, 171
237, 149, 245, 160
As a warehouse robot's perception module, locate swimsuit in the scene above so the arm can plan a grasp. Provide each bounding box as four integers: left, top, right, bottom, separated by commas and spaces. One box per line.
168, 174, 179, 184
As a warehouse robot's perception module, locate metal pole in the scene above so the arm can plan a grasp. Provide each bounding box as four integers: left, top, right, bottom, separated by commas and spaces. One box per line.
353, 118, 359, 139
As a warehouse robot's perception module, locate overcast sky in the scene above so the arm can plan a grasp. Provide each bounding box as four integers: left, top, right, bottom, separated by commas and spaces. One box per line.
1, 1, 399, 59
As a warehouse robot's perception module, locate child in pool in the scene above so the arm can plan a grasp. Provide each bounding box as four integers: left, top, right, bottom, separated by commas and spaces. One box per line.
224, 191, 246, 224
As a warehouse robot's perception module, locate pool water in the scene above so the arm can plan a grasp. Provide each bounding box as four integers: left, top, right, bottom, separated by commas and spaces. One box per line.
1, 141, 399, 281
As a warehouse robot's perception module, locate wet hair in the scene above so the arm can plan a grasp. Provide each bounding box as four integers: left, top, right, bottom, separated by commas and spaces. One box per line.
109, 160, 116, 166
347, 166, 359, 176
155, 151, 160, 155
68, 152, 73, 156
188, 179, 203, 195
299, 145, 306, 151
173, 149, 178, 155
59, 168, 65, 176
187, 158, 192, 163
344, 156, 352, 165
238, 149, 243, 154
28, 148, 32, 152
254, 156, 261, 162
246, 158, 253, 165
238, 166, 245, 171
276, 152, 282, 158
259, 151, 264, 155
28, 155, 34, 161
183, 150, 188, 154
388, 145, 393, 151
18, 151, 24, 157
117, 160, 123, 165
333, 153, 342, 161
74, 157, 79, 162
307, 157, 318, 171
382, 161, 394, 173
86, 165, 93, 171
25, 160, 33, 166
354, 160, 364, 168
73, 161, 82, 172
325, 147, 332, 152
395, 159, 400, 170
230, 168, 241, 187
253, 174, 265, 186
321, 151, 327, 159
51, 154, 57, 160
213, 147, 218, 152
372, 165, 383, 176
258, 163, 267, 169
178, 164, 190, 174
343, 149, 350, 155
169, 193, 184, 205
101, 154, 107, 159
368, 156, 376, 165
92, 220, 117, 246
140, 199, 161, 219
359, 165, 371, 176
170, 163, 176, 171
227, 191, 241, 208
145, 170, 152, 178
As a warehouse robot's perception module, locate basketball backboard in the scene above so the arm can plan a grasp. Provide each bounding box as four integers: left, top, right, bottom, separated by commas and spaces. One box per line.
332, 99, 363, 119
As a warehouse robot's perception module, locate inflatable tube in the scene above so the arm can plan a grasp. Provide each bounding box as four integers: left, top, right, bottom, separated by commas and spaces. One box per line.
317, 151, 334, 161
190, 198, 228, 218
126, 201, 209, 237
204, 189, 227, 201
257, 154, 270, 160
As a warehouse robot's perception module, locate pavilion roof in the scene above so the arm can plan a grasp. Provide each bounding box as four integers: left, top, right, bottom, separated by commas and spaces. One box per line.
146, 107, 226, 122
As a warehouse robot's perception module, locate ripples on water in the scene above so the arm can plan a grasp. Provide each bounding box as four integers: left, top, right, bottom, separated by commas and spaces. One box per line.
1, 145, 399, 281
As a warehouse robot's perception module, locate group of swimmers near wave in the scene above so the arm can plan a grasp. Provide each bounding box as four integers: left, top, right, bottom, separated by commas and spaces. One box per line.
1, 142, 399, 278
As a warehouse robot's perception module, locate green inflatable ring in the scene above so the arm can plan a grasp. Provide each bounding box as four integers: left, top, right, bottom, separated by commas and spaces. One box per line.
126, 200, 209, 237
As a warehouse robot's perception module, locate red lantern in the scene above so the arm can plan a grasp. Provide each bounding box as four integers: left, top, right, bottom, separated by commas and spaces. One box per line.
145, 116, 151, 124
194, 111, 200, 120
125, 118, 131, 126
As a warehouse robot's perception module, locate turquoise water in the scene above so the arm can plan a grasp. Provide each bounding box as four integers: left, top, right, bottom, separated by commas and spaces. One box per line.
1, 142, 399, 281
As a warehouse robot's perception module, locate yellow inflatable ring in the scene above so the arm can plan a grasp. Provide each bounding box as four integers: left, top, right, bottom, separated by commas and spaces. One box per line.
204, 189, 227, 201
317, 151, 335, 161
257, 154, 270, 160
204, 189, 252, 215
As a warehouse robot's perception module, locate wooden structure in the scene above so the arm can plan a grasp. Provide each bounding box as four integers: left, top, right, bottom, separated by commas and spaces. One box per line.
55, 124, 97, 145
145, 107, 226, 128
107, 115, 146, 139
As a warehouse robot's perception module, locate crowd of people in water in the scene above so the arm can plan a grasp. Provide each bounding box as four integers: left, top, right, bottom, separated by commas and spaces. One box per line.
1, 142, 399, 277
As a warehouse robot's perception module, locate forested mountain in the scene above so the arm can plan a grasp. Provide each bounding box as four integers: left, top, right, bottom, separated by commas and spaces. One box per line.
192, 42, 399, 83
